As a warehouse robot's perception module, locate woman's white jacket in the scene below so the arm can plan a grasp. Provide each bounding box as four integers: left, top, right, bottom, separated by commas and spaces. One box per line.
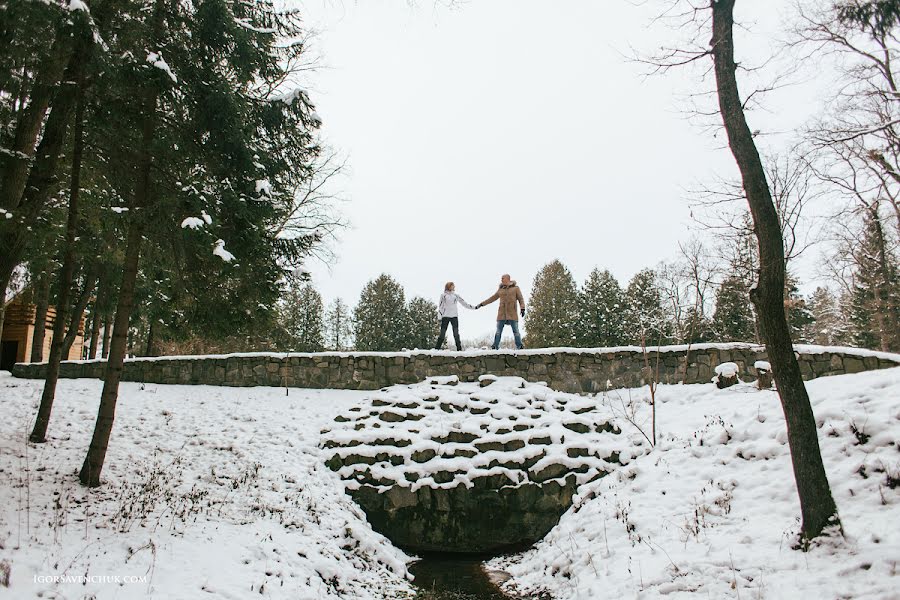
438, 292, 474, 318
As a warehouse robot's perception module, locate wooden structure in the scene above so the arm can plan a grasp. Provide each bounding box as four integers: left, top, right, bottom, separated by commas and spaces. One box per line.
0, 296, 85, 371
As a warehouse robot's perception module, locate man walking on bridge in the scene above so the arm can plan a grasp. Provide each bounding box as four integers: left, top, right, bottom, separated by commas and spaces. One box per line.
477, 274, 527, 350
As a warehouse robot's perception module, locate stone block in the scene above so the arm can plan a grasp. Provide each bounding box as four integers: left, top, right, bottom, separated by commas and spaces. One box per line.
844, 357, 865, 373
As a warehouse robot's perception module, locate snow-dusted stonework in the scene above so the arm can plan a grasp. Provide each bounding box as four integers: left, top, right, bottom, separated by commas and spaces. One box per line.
320, 376, 633, 553
11, 344, 900, 393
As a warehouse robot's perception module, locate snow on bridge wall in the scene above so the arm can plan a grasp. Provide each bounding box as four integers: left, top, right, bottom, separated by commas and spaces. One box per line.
10, 344, 900, 393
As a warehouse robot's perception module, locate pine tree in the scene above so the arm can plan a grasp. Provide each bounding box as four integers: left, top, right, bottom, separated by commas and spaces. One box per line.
0, 0, 97, 341
712, 276, 756, 342
524, 259, 579, 348
353, 274, 409, 351
278, 284, 324, 352
405, 296, 439, 350
79, 0, 323, 486
576, 268, 625, 348
623, 268, 668, 345
325, 298, 353, 351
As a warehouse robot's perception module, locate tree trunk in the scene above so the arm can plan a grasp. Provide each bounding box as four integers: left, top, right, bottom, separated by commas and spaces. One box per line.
88, 294, 102, 360
710, 0, 840, 543
145, 320, 156, 357
101, 313, 112, 359
31, 272, 51, 362
0, 295, 6, 366
80, 45, 160, 484
30, 75, 87, 444
79, 223, 143, 486
62, 268, 99, 359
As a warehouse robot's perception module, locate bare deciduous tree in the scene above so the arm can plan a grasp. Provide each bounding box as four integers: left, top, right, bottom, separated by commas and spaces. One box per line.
270, 147, 348, 266
641, 0, 841, 543
709, 0, 840, 543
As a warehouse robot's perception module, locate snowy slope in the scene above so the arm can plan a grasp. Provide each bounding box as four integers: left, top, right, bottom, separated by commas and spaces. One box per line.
490, 368, 900, 599
0, 374, 413, 599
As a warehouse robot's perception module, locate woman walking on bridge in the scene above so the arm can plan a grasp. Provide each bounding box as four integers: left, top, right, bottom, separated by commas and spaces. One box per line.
434, 282, 475, 351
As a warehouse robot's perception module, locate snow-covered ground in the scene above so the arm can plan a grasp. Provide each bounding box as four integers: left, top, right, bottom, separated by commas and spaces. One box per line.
2, 367, 899, 600
0, 373, 413, 599
490, 368, 900, 599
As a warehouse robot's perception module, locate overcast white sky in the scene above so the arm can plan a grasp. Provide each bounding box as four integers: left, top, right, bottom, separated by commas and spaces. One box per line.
298, 0, 832, 341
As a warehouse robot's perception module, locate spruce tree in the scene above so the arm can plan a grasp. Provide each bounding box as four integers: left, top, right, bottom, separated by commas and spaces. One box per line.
278, 284, 325, 352
623, 268, 668, 345
681, 306, 714, 343
405, 296, 439, 350
712, 276, 756, 342
576, 268, 625, 348
353, 274, 409, 351
325, 298, 353, 351
524, 259, 579, 348
848, 283, 880, 349
785, 277, 815, 344
848, 205, 900, 351
806, 286, 846, 346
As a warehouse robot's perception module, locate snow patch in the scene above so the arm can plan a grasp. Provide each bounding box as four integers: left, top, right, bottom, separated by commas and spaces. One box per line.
146, 51, 177, 84
255, 179, 272, 196
270, 87, 309, 105
213, 239, 235, 262
180, 216, 204, 229
714, 362, 740, 377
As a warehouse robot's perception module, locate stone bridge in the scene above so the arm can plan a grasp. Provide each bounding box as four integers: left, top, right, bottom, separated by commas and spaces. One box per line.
321, 375, 634, 553
10, 344, 900, 393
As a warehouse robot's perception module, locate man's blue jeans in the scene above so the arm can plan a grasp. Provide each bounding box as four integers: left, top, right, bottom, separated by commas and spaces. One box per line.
493, 320, 523, 350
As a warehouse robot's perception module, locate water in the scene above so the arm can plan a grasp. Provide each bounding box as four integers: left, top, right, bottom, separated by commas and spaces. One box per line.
409, 553, 513, 600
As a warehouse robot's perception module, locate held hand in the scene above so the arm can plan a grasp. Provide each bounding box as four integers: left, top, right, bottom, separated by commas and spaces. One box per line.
476, 304, 482, 309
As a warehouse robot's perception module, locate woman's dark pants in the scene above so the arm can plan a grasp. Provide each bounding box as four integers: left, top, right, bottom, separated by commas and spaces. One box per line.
435, 317, 461, 350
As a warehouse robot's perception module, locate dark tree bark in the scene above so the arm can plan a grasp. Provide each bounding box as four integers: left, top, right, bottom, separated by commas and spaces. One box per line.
101, 313, 112, 359
30, 273, 51, 362
80, 55, 160, 485
0, 300, 6, 361
145, 320, 156, 357
30, 75, 88, 443
87, 288, 103, 360
710, 0, 840, 543
79, 222, 145, 487
62, 268, 99, 359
